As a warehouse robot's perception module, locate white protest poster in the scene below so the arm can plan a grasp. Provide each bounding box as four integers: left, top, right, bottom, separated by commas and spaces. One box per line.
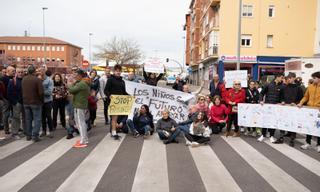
125, 81, 195, 123
224, 70, 248, 88
238, 103, 320, 137
144, 57, 165, 74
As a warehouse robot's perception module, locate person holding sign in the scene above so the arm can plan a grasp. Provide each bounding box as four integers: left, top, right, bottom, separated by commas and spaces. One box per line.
156, 110, 181, 144
225, 80, 245, 137
185, 112, 211, 147
298, 71, 320, 152
143, 67, 164, 86
104, 64, 128, 140
127, 105, 154, 138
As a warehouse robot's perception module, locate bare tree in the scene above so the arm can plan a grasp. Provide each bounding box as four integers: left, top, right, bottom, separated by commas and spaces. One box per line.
94, 37, 143, 65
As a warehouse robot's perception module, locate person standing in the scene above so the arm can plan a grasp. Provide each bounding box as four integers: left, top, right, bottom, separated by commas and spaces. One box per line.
1, 66, 15, 135
209, 74, 223, 97
99, 67, 111, 125
88, 90, 98, 128
90, 70, 100, 94
274, 73, 303, 146
40, 69, 54, 138
7, 68, 25, 139
22, 65, 44, 142
104, 64, 128, 140
258, 73, 284, 143
172, 75, 186, 91
298, 71, 320, 152
52, 73, 67, 130
128, 71, 143, 83
69, 69, 90, 148
245, 80, 260, 136
143, 67, 163, 86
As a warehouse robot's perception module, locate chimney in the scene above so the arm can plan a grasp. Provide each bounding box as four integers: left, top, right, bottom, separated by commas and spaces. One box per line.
24, 30, 28, 37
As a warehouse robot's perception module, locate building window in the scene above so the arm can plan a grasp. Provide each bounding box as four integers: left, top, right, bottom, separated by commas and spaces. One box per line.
57, 46, 60, 51
37, 46, 41, 51
61, 46, 65, 51
22, 46, 26, 51
267, 35, 273, 48
17, 46, 20, 51
8, 45, 11, 50
52, 46, 55, 51
32, 46, 35, 51
41, 46, 44, 51
37, 57, 41, 62
27, 46, 30, 51
268, 5, 275, 17
17, 57, 21, 62
12, 46, 16, 51
241, 34, 252, 47
46, 46, 50, 51
242, 5, 253, 17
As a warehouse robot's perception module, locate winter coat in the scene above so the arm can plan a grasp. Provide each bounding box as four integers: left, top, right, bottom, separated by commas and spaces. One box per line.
7, 77, 23, 105
143, 69, 163, 86
42, 76, 54, 103
22, 74, 44, 106
225, 88, 246, 114
133, 113, 155, 133
209, 81, 223, 97
104, 75, 127, 98
280, 83, 304, 104
156, 117, 178, 132
68, 80, 90, 109
209, 104, 228, 123
259, 81, 284, 104
246, 88, 260, 104
299, 83, 320, 107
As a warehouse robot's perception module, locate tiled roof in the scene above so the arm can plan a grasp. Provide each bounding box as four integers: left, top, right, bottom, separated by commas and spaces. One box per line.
0, 36, 82, 49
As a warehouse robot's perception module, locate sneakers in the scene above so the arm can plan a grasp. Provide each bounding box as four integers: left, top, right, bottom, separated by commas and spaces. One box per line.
12, 135, 21, 140
172, 139, 179, 144
112, 134, 121, 140
289, 140, 295, 147
73, 143, 87, 148
40, 132, 46, 137
191, 142, 200, 147
144, 131, 151, 137
186, 140, 192, 146
133, 131, 140, 138
225, 131, 231, 137
233, 132, 240, 137
257, 135, 265, 142
274, 137, 284, 144
66, 134, 74, 139
270, 136, 277, 143
300, 143, 312, 150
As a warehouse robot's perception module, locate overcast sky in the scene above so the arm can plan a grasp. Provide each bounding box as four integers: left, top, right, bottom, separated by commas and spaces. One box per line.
0, 0, 190, 65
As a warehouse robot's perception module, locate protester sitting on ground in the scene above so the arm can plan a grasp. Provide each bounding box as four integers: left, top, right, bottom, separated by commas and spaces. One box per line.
195, 95, 209, 115
185, 112, 211, 147
245, 80, 260, 137
156, 110, 181, 144
182, 84, 191, 93
116, 115, 129, 134
225, 80, 246, 137
298, 71, 320, 152
143, 67, 164, 86
172, 75, 186, 91
178, 105, 199, 134
208, 96, 228, 134
127, 104, 154, 138
68, 69, 90, 148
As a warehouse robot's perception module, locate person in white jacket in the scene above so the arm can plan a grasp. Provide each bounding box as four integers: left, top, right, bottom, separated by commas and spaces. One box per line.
185, 112, 211, 147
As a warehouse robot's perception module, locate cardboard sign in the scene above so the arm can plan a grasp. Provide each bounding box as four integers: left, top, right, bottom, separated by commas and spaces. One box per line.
108, 95, 135, 115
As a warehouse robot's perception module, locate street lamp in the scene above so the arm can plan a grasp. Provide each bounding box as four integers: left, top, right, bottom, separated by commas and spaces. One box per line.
89, 33, 93, 70
42, 7, 48, 66
236, 0, 242, 70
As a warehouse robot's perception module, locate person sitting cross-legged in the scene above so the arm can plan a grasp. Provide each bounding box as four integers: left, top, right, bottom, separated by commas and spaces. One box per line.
185, 112, 211, 147
127, 105, 154, 138
156, 110, 181, 144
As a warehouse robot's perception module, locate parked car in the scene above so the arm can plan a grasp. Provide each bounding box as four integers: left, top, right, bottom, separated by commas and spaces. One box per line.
166, 75, 176, 85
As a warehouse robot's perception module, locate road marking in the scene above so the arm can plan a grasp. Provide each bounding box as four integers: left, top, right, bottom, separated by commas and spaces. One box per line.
0, 140, 32, 160
56, 134, 125, 192
265, 140, 320, 177
189, 145, 242, 192
131, 136, 169, 192
0, 137, 76, 192
222, 137, 310, 192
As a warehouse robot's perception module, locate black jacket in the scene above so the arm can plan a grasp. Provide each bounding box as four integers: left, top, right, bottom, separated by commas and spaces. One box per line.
246, 88, 260, 104
172, 80, 186, 91
143, 68, 163, 86
104, 75, 128, 98
90, 76, 100, 93
280, 83, 304, 104
259, 81, 284, 104
209, 81, 223, 97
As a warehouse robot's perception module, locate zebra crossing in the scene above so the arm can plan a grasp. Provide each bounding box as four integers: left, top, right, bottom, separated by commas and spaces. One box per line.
0, 125, 320, 192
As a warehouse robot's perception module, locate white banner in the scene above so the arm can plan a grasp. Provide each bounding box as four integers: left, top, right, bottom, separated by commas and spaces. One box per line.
238, 103, 320, 137
125, 81, 195, 122
144, 57, 165, 73
224, 70, 248, 88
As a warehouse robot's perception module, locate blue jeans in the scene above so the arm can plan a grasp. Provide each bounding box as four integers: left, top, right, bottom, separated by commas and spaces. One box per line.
126, 119, 150, 134
157, 129, 181, 142
66, 101, 75, 135
178, 124, 191, 134
24, 105, 42, 139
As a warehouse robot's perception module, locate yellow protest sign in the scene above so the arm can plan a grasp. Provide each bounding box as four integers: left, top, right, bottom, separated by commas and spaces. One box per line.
108, 95, 135, 115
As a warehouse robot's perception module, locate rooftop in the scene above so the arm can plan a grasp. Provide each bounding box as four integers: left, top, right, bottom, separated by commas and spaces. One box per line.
0, 36, 82, 49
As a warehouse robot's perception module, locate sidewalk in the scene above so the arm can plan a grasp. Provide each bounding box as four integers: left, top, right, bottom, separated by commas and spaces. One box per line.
189, 83, 210, 96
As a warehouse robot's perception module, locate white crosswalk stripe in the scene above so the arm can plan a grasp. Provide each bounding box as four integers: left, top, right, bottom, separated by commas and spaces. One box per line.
1, 133, 320, 192
222, 137, 311, 192
0, 137, 76, 192
56, 134, 125, 192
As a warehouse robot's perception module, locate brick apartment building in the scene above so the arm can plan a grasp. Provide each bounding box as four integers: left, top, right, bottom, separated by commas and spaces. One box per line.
0, 36, 83, 72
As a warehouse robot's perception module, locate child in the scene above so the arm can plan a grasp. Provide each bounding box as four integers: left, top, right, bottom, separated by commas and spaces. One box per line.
88, 90, 98, 130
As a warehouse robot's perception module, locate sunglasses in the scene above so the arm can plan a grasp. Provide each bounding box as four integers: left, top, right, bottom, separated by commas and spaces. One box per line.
234, 83, 241, 85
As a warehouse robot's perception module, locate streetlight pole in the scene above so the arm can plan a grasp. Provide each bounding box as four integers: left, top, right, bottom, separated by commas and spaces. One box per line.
42, 7, 48, 67
89, 33, 93, 71
236, 0, 242, 70
166, 58, 183, 75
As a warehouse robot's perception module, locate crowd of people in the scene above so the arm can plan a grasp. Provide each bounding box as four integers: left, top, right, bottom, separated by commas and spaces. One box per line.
0, 63, 319, 152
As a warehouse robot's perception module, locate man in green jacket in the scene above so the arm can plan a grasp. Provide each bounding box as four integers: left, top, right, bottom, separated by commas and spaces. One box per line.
69, 69, 90, 148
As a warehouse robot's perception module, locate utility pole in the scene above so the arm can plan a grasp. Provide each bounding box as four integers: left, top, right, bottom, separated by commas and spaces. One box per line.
42, 7, 48, 66
236, 0, 242, 70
